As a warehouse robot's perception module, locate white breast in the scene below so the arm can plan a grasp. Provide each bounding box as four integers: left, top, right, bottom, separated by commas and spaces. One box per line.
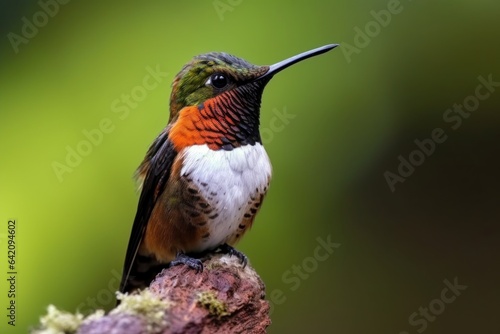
180, 143, 272, 250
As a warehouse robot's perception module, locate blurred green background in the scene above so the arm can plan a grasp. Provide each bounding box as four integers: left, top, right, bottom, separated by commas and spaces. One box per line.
1, 0, 499, 333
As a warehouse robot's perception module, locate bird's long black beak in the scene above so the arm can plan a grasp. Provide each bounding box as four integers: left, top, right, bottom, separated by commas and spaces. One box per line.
257, 44, 339, 80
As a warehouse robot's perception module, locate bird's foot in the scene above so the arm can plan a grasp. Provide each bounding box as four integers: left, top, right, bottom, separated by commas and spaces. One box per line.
219, 243, 248, 268
170, 252, 203, 273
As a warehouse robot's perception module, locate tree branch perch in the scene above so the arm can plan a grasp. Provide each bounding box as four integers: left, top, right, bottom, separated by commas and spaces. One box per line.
33, 253, 271, 334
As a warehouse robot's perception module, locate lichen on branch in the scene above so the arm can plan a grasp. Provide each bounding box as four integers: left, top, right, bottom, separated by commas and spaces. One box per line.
32, 253, 270, 334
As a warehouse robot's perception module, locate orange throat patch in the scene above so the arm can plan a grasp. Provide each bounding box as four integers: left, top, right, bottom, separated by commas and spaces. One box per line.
169, 94, 248, 151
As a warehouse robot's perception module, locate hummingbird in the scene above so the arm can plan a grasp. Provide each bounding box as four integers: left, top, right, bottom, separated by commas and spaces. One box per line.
119, 44, 338, 294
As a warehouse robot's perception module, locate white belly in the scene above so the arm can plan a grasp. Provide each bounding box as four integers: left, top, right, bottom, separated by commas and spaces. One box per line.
180, 143, 272, 250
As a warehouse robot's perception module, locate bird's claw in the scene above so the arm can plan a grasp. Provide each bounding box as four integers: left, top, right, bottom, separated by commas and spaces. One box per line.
219, 243, 248, 268
170, 252, 203, 273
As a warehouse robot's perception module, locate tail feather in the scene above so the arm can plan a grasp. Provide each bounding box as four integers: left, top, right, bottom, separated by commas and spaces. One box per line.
118, 254, 167, 303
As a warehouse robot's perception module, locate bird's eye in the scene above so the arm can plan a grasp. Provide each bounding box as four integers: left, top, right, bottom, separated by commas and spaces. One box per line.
207, 73, 229, 89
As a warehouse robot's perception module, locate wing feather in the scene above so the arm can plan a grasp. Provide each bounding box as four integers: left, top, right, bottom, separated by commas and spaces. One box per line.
119, 128, 177, 293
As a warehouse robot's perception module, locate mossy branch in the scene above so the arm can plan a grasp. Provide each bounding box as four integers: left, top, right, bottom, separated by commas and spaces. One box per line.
32, 254, 271, 334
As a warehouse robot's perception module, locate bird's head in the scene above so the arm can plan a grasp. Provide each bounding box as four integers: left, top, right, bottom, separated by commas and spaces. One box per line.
167, 44, 338, 150
169, 52, 269, 121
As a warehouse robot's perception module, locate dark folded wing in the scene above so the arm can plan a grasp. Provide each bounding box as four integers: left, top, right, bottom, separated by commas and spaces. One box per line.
119, 129, 177, 292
